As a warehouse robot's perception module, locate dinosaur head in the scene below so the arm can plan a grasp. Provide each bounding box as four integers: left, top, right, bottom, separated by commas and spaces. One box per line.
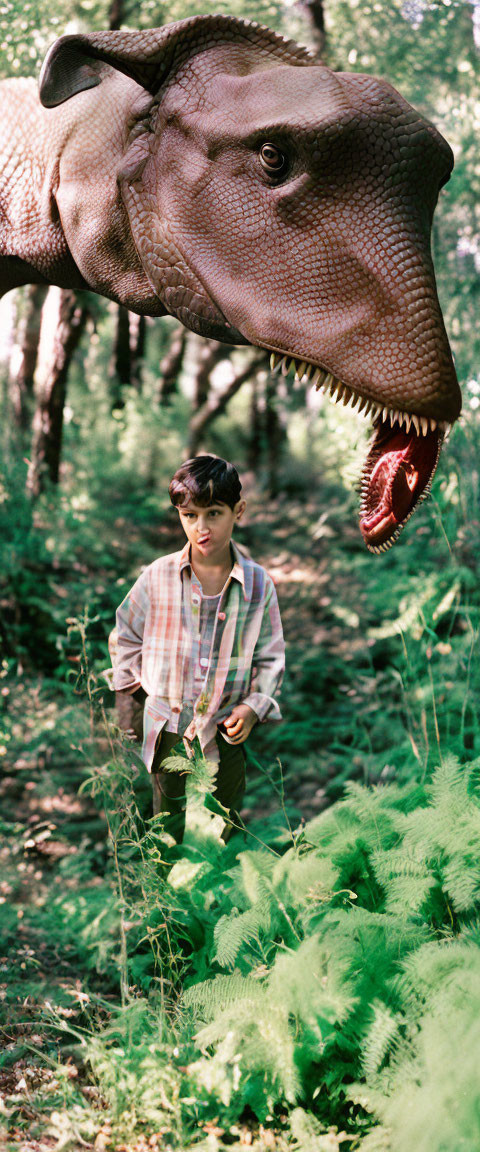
39, 15, 461, 551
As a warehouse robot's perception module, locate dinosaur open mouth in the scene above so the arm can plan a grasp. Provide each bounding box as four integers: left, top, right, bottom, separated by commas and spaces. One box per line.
359, 421, 443, 551
270, 352, 450, 552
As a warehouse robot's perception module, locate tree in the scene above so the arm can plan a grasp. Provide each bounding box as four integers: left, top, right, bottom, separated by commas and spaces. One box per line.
8, 285, 48, 429
27, 289, 89, 497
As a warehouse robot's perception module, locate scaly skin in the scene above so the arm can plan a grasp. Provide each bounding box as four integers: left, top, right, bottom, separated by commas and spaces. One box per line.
0, 14, 462, 549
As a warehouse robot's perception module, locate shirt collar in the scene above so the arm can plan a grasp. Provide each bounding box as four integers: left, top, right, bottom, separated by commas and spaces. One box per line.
179, 540, 247, 597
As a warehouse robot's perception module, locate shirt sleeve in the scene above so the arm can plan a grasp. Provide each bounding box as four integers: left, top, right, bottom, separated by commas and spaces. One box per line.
112, 568, 150, 693
243, 577, 285, 723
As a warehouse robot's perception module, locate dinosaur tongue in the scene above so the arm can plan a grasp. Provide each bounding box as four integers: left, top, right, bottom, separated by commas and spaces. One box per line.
360, 422, 442, 550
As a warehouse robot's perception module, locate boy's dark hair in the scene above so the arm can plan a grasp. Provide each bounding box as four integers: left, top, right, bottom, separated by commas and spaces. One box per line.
169, 456, 242, 510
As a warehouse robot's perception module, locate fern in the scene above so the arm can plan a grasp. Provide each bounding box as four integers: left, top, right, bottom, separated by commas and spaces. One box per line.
213, 901, 272, 969
361, 1002, 401, 1079
182, 973, 266, 1018
288, 1107, 340, 1151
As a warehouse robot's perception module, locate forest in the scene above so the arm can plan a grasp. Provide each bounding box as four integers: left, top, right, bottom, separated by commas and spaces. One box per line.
1, 0, 480, 1148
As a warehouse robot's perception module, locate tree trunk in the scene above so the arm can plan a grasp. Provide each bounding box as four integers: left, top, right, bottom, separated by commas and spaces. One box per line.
108, 0, 124, 31
109, 306, 147, 402
265, 373, 288, 495
9, 284, 48, 429
109, 304, 130, 408
189, 353, 267, 455
129, 312, 146, 392
247, 374, 263, 471
157, 324, 186, 405
300, 0, 326, 57
0, 292, 18, 428
27, 288, 89, 497
191, 338, 227, 413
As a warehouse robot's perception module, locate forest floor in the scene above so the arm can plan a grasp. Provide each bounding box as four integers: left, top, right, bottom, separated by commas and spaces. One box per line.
1, 492, 362, 1151
2, 476, 470, 1151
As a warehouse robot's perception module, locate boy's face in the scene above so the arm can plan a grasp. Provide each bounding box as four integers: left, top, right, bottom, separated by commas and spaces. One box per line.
177, 498, 245, 562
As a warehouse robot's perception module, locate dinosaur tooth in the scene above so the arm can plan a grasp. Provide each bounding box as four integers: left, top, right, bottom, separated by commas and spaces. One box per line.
420, 416, 429, 436
281, 356, 290, 376
270, 352, 282, 372
412, 414, 420, 435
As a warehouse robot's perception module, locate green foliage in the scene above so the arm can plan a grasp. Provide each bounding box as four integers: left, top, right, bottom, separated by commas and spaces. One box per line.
2, 0, 480, 1147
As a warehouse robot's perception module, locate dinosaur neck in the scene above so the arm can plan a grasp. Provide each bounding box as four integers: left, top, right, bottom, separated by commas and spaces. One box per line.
0, 78, 87, 295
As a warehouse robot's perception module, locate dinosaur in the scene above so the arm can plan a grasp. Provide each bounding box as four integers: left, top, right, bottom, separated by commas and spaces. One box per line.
0, 13, 461, 551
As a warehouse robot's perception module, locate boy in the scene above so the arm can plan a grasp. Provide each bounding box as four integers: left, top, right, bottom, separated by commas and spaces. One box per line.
112, 455, 285, 842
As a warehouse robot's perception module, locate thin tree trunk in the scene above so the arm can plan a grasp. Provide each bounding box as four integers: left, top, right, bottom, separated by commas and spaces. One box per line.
192, 338, 227, 413
27, 288, 89, 497
157, 324, 186, 405
300, 0, 326, 57
109, 304, 130, 408
129, 312, 146, 392
247, 375, 263, 471
108, 0, 124, 31
189, 353, 267, 455
265, 373, 288, 496
109, 306, 147, 402
0, 292, 18, 426
9, 284, 48, 429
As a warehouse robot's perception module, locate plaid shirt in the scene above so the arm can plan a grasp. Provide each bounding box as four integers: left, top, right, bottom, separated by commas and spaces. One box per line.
113, 541, 285, 770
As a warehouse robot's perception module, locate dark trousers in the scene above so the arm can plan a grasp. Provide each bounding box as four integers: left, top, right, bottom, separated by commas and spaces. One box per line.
151, 729, 246, 844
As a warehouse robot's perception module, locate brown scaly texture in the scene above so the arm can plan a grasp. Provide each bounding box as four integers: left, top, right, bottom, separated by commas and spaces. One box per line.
0, 14, 461, 548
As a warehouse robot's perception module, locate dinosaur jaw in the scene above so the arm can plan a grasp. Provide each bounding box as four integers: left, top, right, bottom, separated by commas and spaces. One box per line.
359, 421, 443, 552
269, 352, 451, 553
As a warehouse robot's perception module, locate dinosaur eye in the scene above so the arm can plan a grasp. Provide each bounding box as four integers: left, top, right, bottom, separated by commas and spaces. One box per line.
259, 142, 288, 177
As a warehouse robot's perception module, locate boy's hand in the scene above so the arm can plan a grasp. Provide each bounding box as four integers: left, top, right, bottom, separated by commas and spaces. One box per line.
115, 690, 144, 742
221, 704, 257, 744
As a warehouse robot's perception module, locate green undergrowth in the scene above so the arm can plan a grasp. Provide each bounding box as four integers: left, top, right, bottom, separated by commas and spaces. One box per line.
3, 728, 480, 1150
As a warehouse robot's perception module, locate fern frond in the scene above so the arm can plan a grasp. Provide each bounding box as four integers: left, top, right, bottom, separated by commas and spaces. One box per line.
182, 973, 265, 1019
288, 1107, 335, 1152
213, 901, 271, 969
371, 848, 437, 915
237, 850, 276, 906
362, 1002, 400, 1079
272, 850, 339, 915
194, 997, 301, 1105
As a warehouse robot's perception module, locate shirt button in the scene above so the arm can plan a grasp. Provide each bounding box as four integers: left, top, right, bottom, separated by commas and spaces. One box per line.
200, 657, 209, 668
192, 593, 201, 607
218, 611, 226, 621
172, 705, 181, 714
